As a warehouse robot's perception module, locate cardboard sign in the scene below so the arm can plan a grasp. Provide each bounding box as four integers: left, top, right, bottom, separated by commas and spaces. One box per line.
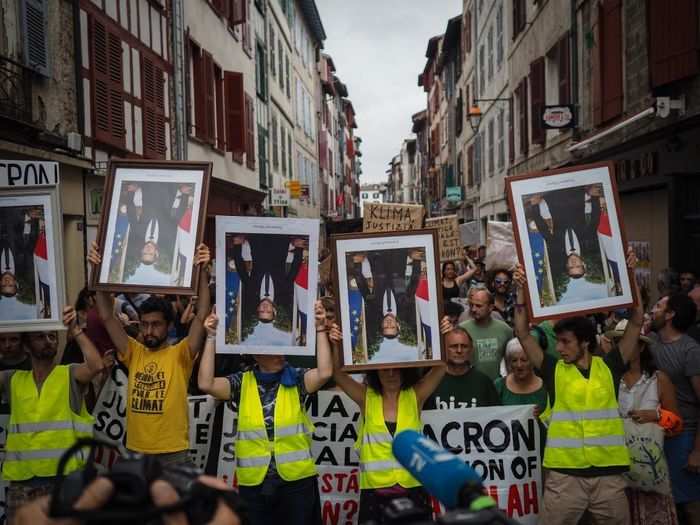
460, 220, 480, 246
426, 215, 462, 262
0, 160, 59, 187
362, 202, 424, 233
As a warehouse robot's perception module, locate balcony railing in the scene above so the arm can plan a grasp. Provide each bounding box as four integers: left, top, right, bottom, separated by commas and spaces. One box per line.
0, 56, 33, 125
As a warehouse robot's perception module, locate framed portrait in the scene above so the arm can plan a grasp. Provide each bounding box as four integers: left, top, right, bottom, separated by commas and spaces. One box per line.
506, 162, 634, 321
215, 216, 320, 355
331, 230, 443, 372
0, 187, 66, 332
91, 160, 211, 295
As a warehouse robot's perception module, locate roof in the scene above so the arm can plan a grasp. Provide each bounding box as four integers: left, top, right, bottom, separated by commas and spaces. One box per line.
333, 76, 348, 97
322, 53, 336, 72
437, 15, 461, 72
425, 35, 442, 59
298, 0, 327, 45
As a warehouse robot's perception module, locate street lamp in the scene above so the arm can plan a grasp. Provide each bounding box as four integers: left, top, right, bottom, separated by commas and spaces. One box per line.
468, 98, 512, 132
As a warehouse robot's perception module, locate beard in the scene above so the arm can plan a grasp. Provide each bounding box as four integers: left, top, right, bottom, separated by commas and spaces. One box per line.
30, 345, 57, 361
143, 335, 167, 349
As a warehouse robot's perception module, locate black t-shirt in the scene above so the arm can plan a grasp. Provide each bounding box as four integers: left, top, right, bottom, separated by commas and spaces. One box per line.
537, 349, 628, 477
424, 368, 501, 410
442, 283, 461, 302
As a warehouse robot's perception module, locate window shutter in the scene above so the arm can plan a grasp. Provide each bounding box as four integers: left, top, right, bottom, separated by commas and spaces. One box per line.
512, 0, 521, 40
21, 0, 49, 76
648, 0, 699, 87
319, 130, 327, 170
204, 52, 215, 144
192, 44, 208, 140
558, 32, 570, 104
530, 57, 545, 145
509, 95, 515, 163
142, 56, 166, 159
92, 18, 124, 149
229, 0, 246, 25
467, 144, 474, 187
245, 94, 255, 169
518, 80, 529, 155
465, 10, 472, 54
224, 71, 245, 154
600, 0, 623, 123
215, 66, 225, 150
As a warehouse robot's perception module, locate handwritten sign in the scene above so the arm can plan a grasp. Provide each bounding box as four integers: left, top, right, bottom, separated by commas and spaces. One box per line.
362, 202, 424, 233
426, 215, 462, 262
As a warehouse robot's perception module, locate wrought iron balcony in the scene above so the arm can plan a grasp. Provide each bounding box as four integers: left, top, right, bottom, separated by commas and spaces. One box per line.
0, 56, 33, 125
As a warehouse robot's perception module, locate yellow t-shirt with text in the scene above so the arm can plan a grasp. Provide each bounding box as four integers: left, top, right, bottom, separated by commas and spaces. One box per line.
121, 337, 193, 453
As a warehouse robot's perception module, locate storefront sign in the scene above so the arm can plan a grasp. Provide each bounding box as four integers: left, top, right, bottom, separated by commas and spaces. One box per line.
426, 215, 462, 262
446, 186, 462, 202
286, 180, 301, 199
0, 160, 59, 187
271, 188, 289, 206
542, 105, 576, 129
362, 202, 424, 233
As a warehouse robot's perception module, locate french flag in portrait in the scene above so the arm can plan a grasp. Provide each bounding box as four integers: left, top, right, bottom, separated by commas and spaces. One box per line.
33, 231, 51, 318
597, 210, 620, 285
528, 230, 546, 295
294, 262, 309, 339
173, 207, 194, 285
415, 276, 431, 351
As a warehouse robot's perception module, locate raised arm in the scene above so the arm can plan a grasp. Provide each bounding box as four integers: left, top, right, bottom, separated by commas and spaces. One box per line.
617, 248, 643, 364
63, 306, 105, 384
329, 323, 366, 409
455, 259, 477, 286
304, 301, 334, 393
88, 242, 129, 357
186, 244, 211, 358
512, 264, 544, 370
197, 307, 231, 400
415, 364, 447, 408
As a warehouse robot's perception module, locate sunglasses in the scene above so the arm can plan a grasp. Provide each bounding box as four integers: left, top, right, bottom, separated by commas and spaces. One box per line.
494, 279, 510, 285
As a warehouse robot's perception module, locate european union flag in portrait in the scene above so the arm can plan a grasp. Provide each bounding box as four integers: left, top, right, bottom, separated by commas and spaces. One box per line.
529, 230, 546, 295
348, 287, 363, 351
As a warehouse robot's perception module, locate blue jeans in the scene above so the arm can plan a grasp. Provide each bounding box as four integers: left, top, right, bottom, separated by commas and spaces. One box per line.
238, 475, 321, 525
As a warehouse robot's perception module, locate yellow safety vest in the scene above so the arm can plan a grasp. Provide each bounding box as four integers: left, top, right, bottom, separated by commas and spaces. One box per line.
543, 357, 630, 469
235, 371, 316, 486
3, 366, 94, 481
357, 387, 421, 490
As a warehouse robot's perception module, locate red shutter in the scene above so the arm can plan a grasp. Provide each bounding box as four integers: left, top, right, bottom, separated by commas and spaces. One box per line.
215, 66, 225, 150
648, 0, 699, 87
465, 10, 472, 54
558, 32, 570, 104
142, 55, 166, 159
509, 94, 515, 162
600, 0, 623, 123
229, 0, 246, 26
245, 93, 255, 169
518, 80, 529, 155
204, 51, 215, 144
530, 57, 545, 145
467, 144, 474, 187
92, 18, 124, 149
224, 71, 245, 154
319, 130, 327, 169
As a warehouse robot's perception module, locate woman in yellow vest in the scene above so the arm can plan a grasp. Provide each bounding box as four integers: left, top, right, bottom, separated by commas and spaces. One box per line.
328, 323, 447, 524
197, 302, 333, 525
513, 248, 643, 525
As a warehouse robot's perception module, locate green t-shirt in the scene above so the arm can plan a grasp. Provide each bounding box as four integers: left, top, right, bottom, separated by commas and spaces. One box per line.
460, 319, 513, 381
493, 377, 548, 413
424, 368, 501, 410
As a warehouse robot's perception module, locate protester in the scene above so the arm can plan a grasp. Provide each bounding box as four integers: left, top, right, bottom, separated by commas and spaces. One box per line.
494, 338, 547, 415
687, 287, 700, 343
459, 288, 512, 380
0, 306, 103, 521
606, 319, 682, 524
680, 271, 697, 294
647, 293, 700, 523
441, 260, 474, 304
424, 327, 499, 410
88, 241, 211, 465
329, 322, 447, 524
658, 268, 681, 297
443, 300, 464, 327
197, 302, 333, 525
513, 248, 642, 525
490, 269, 515, 326
0, 332, 30, 371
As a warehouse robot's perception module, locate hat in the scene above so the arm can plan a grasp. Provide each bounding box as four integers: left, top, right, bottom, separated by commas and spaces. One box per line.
604, 319, 652, 345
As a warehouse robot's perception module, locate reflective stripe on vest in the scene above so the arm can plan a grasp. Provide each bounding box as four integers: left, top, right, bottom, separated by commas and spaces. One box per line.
3, 366, 94, 482
235, 371, 316, 486
357, 387, 422, 490
543, 357, 630, 470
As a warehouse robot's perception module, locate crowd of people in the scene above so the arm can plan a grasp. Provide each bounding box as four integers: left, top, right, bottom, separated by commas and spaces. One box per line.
0, 239, 699, 525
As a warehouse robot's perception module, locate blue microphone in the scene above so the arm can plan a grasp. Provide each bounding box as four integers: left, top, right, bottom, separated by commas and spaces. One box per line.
392, 429, 495, 511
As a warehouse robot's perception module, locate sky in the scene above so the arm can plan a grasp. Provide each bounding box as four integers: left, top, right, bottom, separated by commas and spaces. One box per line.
315, 1, 462, 184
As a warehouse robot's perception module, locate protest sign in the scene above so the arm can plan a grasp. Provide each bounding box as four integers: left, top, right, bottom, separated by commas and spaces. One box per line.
93, 366, 128, 467
188, 395, 218, 471
485, 221, 519, 271
426, 215, 462, 262
460, 221, 480, 247
362, 202, 424, 233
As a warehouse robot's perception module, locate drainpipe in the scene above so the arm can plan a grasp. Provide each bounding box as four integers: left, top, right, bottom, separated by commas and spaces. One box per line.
571, 0, 579, 140
172, 0, 187, 159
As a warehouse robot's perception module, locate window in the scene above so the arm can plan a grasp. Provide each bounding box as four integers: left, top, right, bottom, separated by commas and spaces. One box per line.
255, 40, 267, 98
191, 42, 213, 142
479, 45, 485, 95
593, 0, 622, 125
21, 0, 49, 76
362, 192, 368, 199
474, 133, 482, 186
516, 79, 528, 155
529, 57, 545, 145
496, 3, 504, 69
456, 151, 463, 187
487, 26, 494, 81
513, 0, 526, 40
467, 144, 474, 187
245, 93, 255, 169
227, 0, 247, 27
258, 124, 267, 187
464, 9, 472, 54
287, 130, 293, 178
497, 108, 505, 170
487, 119, 494, 176
269, 24, 276, 79
142, 56, 167, 158
271, 113, 278, 170
278, 40, 284, 89
648, 1, 698, 87
91, 18, 125, 149
373, 193, 379, 199
224, 71, 245, 155
214, 63, 225, 151
285, 55, 291, 98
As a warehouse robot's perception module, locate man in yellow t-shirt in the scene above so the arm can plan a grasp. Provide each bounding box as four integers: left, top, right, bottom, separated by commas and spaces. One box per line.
88, 242, 211, 464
